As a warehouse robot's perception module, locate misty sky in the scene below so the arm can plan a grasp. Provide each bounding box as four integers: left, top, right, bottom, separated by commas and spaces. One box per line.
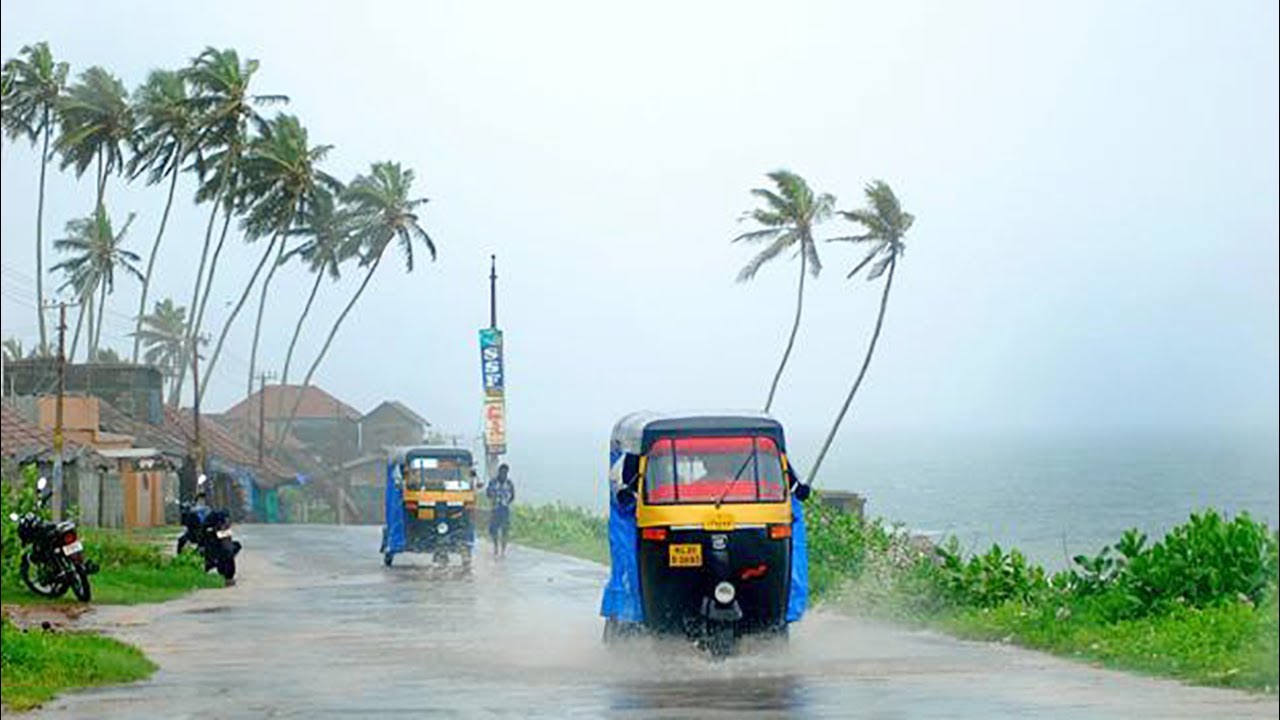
2, 1, 1277, 463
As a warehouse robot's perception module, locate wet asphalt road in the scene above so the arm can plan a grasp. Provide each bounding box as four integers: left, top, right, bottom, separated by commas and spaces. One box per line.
30, 524, 1279, 719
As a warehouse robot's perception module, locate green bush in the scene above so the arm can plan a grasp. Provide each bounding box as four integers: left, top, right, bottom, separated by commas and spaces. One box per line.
2, 466, 47, 587
1069, 511, 1279, 619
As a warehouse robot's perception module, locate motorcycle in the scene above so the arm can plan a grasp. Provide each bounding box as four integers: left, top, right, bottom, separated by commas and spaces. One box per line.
9, 477, 97, 601
176, 475, 241, 584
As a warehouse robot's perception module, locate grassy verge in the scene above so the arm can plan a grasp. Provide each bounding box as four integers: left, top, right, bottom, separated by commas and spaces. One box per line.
1, 616, 156, 711
509, 497, 1279, 692
511, 503, 610, 565
2, 527, 223, 606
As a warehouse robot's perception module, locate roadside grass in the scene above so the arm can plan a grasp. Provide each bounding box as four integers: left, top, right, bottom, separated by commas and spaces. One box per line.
2, 527, 222, 606
939, 592, 1278, 691
510, 496, 1279, 693
511, 503, 609, 565
0, 616, 156, 711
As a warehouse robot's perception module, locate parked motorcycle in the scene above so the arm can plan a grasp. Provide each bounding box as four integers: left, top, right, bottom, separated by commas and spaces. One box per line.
176, 475, 241, 584
9, 477, 97, 601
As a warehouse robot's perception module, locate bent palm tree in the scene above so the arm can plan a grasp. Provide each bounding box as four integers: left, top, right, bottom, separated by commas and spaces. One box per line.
174, 47, 285, 406
279, 189, 356, 385
733, 170, 833, 412
807, 180, 913, 485
128, 69, 196, 362
55, 66, 133, 220
2, 42, 69, 351
198, 113, 337, 401
51, 211, 143, 360
272, 161, 435, 455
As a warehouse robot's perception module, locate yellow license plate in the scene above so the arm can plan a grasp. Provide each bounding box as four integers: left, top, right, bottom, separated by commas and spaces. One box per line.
668, 543, 703, 567
704, 513, 735, 532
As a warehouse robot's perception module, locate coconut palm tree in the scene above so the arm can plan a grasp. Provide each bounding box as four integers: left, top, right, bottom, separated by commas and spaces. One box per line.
133, 298, 190, 401
807, 180, 913, 485
3, 337, 25, 362
51, 212, 143, 361
733, 170, 833, 412
197, 113, 338, 401
279, 189, 357, 386
1, 42, 69, 351
54, 66, 133, 219
183, 48, 286, 353
272, 162, 435, 455
169, 47, 284, 406
128, 69, 197, 363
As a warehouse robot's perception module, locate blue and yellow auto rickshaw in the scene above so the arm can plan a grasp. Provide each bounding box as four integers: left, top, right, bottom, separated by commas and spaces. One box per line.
380, 446, 478, 568
600, 411, 809, 656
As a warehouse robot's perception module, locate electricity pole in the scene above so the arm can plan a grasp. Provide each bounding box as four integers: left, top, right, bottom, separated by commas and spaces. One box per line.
489, 254, 498, 329
51, 302, 67, 516
256, 370, 276, 466
184, 333, 210, 501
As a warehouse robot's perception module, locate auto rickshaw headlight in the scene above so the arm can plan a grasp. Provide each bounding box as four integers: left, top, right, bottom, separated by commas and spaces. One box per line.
437, 522, 449, 535
714, 581, 736, 604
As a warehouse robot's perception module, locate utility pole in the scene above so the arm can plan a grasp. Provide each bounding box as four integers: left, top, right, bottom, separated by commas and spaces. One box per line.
489, 254, 497, 329
184, 333, 209, 501
52, 302, 67, 516
256, 370, 276, 466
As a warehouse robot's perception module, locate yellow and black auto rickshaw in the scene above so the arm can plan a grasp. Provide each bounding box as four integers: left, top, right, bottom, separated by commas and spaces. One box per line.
600, 411, 810, 656
380, 446, 478, 568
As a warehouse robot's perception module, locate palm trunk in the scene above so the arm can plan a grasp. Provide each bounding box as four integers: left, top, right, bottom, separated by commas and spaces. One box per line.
68, 300, 87, 362
174, 205, 233, 406
272, 258, 380, 456
807, 257, 897, 485
282, 270, 324, 386
246, 236, 287, 398
83, 294, 95, 363
194, 207, 234, 345
92, 281, 108, 360
132, 163, 181, 363
199, 235, 280, 400
763, 249, 807, 412
35, 116, 51, 352
178, 162, 232, 404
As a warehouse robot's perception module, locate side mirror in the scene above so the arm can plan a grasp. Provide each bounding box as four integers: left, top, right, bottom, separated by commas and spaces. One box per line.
793, 483, 811, 501
36, 477, 48, 491
7, 512, 18, 522
197, 474, 208, 488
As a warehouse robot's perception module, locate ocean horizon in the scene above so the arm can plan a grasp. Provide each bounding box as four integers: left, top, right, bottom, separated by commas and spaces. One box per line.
505, 426, 1279, 569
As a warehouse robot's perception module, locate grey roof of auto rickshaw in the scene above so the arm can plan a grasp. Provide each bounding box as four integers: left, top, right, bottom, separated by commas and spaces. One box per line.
610, 410, 784, 455
387, 445, 475, 464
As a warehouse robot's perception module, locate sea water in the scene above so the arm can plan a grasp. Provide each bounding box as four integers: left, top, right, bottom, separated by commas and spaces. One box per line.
508, 428, 1278, 569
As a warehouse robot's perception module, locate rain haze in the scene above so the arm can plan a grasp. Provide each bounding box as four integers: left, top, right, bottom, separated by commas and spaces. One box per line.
4, 3, 1280, 717
2, 2, 1277, 518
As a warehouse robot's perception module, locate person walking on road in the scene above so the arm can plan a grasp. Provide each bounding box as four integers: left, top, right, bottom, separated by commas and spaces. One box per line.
487, 463, 516, 557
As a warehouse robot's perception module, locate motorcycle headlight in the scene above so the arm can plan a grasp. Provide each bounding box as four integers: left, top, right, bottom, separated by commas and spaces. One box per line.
437, 522, 449, 535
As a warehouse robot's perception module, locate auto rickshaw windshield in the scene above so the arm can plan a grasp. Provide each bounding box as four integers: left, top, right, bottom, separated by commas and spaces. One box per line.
644, 435, 786, 504
405, 457, 472, 491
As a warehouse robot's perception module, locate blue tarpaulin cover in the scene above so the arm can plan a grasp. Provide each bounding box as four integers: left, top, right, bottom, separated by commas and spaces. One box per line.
787, 495, 808, 622
600, 450, 644, 622
383, 462, 405, 554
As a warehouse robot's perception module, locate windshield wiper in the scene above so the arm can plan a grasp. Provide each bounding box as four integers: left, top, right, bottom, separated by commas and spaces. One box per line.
715, 448, 757, 509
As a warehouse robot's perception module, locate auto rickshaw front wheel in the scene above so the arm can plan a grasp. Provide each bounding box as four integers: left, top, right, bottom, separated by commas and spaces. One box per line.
383, 552, 394, 567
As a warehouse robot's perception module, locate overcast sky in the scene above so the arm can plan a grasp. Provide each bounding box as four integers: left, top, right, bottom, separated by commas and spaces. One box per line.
2, 1, 1277, 461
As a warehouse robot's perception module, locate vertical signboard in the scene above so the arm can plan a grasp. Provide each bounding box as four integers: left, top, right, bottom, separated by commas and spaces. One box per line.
479, 328, 506, 455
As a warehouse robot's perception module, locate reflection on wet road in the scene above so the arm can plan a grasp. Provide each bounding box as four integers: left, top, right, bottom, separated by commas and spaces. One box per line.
32, 525, 1278, 719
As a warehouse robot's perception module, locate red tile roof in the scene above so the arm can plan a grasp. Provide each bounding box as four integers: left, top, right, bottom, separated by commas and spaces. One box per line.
1, 402, 85, 459
164, 407, 296, 486
222, 385, 361, 423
